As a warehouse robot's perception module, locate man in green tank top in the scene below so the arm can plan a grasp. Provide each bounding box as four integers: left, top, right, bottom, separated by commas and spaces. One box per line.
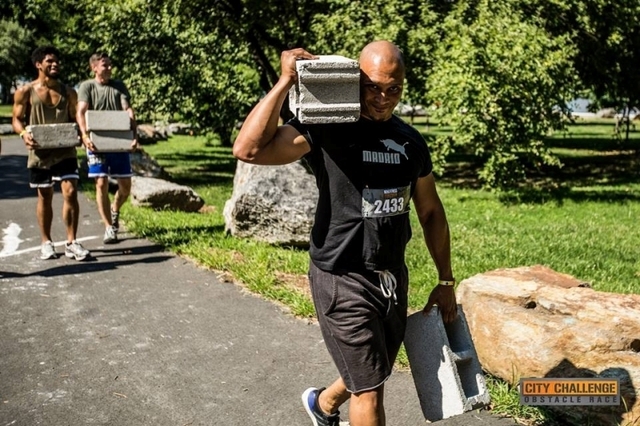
12, 46, 90, 261
76, 52, 139, 244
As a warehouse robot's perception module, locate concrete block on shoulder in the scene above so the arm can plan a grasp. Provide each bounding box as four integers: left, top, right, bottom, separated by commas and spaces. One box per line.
90, 130, 134, 152
404, 306, 490, 421
26, 123, 79, 149
289, 55, 360, 124
85, 110, 131, 131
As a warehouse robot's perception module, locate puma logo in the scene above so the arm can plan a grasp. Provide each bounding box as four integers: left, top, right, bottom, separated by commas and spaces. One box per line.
380, 139, 408, 160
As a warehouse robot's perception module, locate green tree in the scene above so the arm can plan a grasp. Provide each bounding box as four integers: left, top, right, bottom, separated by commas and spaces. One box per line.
0, 0, 96, 86
0, 19, 33, 103
307, 0, 442, 126
82, 1, 262, 145
427, 0, 577, 190
515, 0, 640, 138
69, 0, 329, 145
4, 0, 296, 143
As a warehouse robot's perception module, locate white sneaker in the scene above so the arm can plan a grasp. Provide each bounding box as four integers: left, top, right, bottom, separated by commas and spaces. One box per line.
103, 226, 118, 244
40, 241, 57, 260
65, 240, 90, 261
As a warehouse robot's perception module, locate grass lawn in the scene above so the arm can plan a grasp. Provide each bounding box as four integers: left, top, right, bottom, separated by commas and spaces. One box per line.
126, 121, 640, 303
120, 120, 639, 425
0, 104, 12, 118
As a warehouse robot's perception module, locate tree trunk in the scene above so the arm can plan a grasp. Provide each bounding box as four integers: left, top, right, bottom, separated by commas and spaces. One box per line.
217, 126, 233, 147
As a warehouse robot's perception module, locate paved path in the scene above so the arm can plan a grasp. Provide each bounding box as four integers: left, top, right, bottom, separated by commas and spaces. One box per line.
0, 136, 516, 425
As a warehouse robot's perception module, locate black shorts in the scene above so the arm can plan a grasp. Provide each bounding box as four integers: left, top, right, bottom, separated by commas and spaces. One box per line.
308, 261, 408, 393
29, 157, 79, 188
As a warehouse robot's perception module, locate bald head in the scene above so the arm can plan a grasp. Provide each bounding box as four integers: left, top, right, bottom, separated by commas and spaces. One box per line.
358, 41, 405, 121
359, 41, 405, 77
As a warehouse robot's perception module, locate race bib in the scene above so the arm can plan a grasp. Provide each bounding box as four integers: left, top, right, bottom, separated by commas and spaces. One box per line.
362, 185, 410, 218
87, 152, 104, 166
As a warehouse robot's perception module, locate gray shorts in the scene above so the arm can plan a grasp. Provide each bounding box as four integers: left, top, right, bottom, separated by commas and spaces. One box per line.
308, 261, 408, 393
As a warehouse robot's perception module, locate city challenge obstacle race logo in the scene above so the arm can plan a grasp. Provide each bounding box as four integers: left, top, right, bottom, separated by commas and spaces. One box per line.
520, 378, 620, 406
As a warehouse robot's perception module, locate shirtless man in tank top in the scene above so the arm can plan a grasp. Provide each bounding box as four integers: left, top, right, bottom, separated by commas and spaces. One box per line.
12, 46, 90, 261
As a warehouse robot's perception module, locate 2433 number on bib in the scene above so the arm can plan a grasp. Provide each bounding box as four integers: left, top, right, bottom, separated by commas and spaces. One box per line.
362, 185, 410, 218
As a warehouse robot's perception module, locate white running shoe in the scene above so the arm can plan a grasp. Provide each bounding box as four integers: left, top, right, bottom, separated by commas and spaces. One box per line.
65, 240, 90, 261
40, 241, 57, 260
103, 226, 118, 244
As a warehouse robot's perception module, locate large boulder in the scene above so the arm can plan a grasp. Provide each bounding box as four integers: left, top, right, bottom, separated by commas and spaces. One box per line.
223, 160, 318, 247
167, 122, 193, 136
0, 124, 14, 135
130, 150, 169, 179
457, 265, 640, 426
136, 124, 168, 144
131, 176, 204, 212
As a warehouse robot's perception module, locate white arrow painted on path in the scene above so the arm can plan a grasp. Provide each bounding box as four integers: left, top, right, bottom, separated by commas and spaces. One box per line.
0, 222, 23, 257
0, 222, 98, 258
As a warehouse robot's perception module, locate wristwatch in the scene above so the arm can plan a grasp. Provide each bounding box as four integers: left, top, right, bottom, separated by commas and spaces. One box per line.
437, 279, 456, 287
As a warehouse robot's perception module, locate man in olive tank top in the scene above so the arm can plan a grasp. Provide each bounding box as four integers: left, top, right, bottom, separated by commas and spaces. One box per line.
76, 52, 139, 245
12, 46, 90, 261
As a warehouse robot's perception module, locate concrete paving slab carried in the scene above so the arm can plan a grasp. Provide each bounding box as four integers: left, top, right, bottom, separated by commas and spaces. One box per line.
90, 130, 134, 152
85, 110, 131, 131
0, 136, 516, 426
26, 123, 79, 149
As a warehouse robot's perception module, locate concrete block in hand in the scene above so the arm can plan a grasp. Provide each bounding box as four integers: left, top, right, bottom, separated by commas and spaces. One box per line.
289, 55, 360, 124
26, 123, 79, 149
90, 130, 134, 152
85, 110, 131, 131
404, 307, 490, 421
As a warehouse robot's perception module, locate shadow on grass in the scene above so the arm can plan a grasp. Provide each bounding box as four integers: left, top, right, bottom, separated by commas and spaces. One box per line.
548, 137, 639, 151
144, 133, 640, 205
152, 151, 237, 188
440, 145, 640, 204
131, 224, 227, 247
498, 187, 640, 205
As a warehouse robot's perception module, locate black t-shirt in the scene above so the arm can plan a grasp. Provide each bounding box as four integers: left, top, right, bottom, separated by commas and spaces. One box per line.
289, 115, 433, 272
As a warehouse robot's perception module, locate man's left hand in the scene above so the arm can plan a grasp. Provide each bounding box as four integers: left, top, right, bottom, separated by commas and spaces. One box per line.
130, 139, 139, 152
422, 284, 457, 323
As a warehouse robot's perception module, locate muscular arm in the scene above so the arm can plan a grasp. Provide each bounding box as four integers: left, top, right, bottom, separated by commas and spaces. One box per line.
125, 107, 137, 132
413, 173, 457, 323
66, 88, 81, 147
118, 82, 138, 150
76, 100, 89, 135
413, 174, 453, 280
120, 87, 137, 135
232, 48, 315, 165
12, 85, 36, 149
125, 106, 139, 150
67, 87, 78, 123
76, 100, 96, 151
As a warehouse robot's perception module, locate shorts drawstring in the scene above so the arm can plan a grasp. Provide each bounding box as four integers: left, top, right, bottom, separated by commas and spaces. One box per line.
375, 270, 397, 305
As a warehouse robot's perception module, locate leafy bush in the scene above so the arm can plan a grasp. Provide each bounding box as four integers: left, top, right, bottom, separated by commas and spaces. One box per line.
427, 1, 577, 190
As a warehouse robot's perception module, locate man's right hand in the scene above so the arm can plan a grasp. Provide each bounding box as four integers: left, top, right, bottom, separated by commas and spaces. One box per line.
422, 284, 458, 324
82, 135, 97, 152
22, 132, 38, 150
279, 48, 318, 84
